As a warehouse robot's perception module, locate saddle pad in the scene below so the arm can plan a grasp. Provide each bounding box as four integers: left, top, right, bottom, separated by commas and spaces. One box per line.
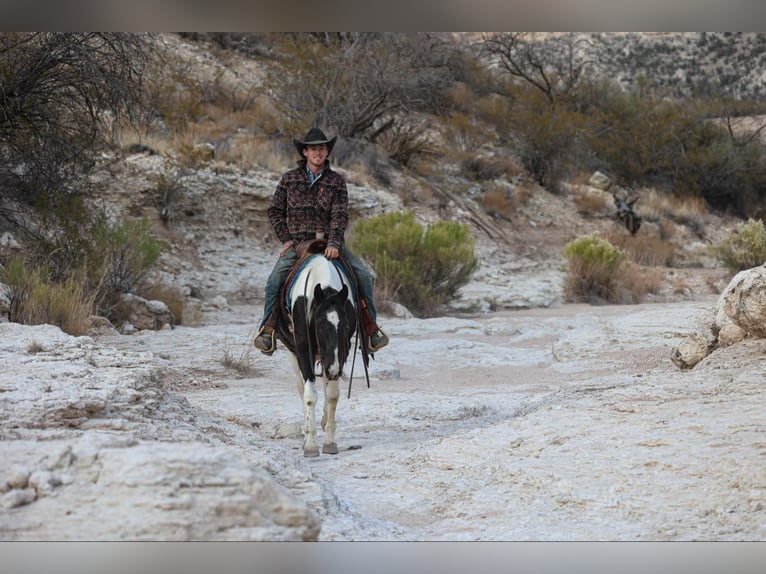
284, 255, 357, 309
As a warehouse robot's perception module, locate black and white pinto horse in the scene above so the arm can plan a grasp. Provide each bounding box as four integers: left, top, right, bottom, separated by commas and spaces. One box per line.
276, 253, 359, 457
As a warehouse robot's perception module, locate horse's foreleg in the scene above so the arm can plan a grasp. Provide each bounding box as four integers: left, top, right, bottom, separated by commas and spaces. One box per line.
321, 377, 340, 454
302, 379, 320, 457
288, 353, 320, 457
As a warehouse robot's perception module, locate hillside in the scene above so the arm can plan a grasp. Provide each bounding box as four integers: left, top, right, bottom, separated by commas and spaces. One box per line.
96, 32, 746, 319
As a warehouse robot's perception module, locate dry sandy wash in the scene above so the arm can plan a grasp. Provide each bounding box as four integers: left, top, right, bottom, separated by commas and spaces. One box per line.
4, 293, 759, 541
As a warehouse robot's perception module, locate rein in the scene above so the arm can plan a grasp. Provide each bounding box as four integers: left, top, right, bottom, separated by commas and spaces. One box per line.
330, 259, 371, 399
302, 268, 314, 369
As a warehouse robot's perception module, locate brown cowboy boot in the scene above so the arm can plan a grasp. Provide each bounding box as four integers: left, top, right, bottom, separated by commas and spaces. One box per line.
253, 309, 278, 355
359, 299, 389, 352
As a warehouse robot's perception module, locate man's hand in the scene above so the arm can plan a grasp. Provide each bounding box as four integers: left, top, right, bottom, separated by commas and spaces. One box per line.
279, 240, 295, 256
324, 245, 339, 259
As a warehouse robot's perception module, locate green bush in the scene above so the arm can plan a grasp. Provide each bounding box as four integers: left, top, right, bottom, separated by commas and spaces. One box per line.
708, 218, 766, 273
23, 201, 165, 323
348, 211, 478, 317
563, 233, 627, 303
1, 257, 95, 336
93, 216, 165, 294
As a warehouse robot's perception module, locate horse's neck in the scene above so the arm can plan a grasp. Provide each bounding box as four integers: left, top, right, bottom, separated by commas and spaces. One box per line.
289, 256, 340, 310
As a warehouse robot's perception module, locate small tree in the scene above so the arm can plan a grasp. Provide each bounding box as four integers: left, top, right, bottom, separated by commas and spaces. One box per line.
349, 211, 478, 317
0, 33, 152, 215
265, 33, 459, 146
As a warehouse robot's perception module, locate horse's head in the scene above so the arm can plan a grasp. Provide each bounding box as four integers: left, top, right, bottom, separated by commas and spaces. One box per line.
312, 283, 353, 380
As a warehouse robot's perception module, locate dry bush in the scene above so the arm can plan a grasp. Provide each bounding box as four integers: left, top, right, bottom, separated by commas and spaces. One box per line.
640, 189, 707, 233
198, 93, 281, 139
480, 182, 531, 217
568, 171, 595, 186
481, 185, 512, 215
669, 273, 693, 296
658, 218, 677, 241
460, 153, 523, 182
513, 179, 537, 205
220, 346, 255, 377
26, 340, 45, 354
605, 229, 678, 267
573, 188, 611, 215
614, 263, 663, 303
215, 135, 291, 172
1, 257, 95, 336
443, 111, 488, 152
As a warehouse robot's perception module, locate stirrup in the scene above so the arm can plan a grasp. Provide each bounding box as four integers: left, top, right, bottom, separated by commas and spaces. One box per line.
253, 328, 276, 355
368, 328, 389, 352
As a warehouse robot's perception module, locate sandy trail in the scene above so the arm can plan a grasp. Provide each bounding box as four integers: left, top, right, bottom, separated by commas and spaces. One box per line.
100, 296, 765, 541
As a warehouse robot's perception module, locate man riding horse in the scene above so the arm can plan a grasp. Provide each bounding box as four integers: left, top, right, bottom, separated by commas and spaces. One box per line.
253, 127, 389, 355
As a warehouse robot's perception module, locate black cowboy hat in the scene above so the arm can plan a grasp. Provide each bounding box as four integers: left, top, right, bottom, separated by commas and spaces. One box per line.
293, 127, 337, 156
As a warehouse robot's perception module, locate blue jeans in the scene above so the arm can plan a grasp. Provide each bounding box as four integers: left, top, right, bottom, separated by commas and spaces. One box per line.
259, 245, 377, 328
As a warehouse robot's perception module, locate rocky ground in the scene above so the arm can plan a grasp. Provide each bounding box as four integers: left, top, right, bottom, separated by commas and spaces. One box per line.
2, 287, 765, 541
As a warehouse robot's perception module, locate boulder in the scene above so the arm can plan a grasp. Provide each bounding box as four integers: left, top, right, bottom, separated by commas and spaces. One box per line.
588, 171, 612, 191
670, 332, 716, 370
718, 264, 766, 338
119, 293, 175, 331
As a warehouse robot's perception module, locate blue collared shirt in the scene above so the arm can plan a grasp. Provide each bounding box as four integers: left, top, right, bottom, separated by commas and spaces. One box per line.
306, 166, 324, 186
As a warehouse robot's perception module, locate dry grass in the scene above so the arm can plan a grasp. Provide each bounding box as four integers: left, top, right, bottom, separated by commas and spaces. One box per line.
26, 340, 45, 354
480, 180, 533, 218
639, 188, 707, 233
615, 263, 663, 303
2, 258, 96, 337
215, 134, 291, 172
219, 345, 255, 377
605, 229, 678, 267
573, 188, 611, 215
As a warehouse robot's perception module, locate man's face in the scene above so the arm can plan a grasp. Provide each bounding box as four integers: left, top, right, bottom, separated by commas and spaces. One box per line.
304, 144, 328, 168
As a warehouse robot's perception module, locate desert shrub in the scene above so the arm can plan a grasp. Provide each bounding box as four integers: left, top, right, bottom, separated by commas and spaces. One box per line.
563, 233, 627, 303
348, 211, 478, 317
708, 218, 766, 272
24, 204, 165, 322
377, 120, 437, 169
88, 216, 164, 293
573, 189, 611, 215
506, 87, 588, 193
1, 257, 95, 336
220, 344, 255, 377
460, 156, 508, 181
585, 88, 766, 218
479, 181, 532, 219
444, 110, 490, 153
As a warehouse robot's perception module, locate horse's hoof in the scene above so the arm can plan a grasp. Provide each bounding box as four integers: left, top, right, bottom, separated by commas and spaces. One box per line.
303, 447, 320, 457
322, 443, 339, 455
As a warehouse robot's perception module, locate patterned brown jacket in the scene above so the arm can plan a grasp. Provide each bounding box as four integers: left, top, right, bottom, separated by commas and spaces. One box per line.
267, 159, 349, 250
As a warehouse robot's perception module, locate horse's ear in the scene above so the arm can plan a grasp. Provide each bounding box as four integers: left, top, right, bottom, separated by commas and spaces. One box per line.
339, 284, 348, 300
314, 283, 324, 302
